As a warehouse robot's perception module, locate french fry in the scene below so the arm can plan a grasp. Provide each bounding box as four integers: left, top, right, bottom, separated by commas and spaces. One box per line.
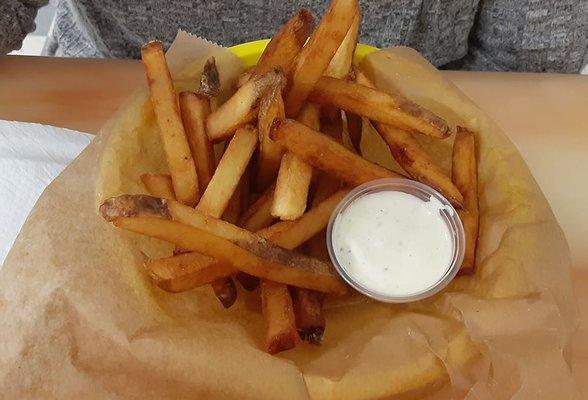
140, 41, 199, 206
285, 0, 360, 117
197, 126, 258, 218
252, 9, 313, 79
144, 252, 236, 293
291, 287, 326, 344
179, 92, 216, 191
452, 127, 479, 274
260, 190, 349, 249
270, 118, 403, 186
211, 276, 238, 308
272, 103, 320, 220
235, 272, 260, 291
308, 76, 450, 139
261, 280, 299, 354
374, 122, 464, 208
107, 216, 346, 294
207, 70, 285, 142
141, 173, 175, 200
325, 13, 360, 79
256, 86, 286, 191
238, 184, 276, 231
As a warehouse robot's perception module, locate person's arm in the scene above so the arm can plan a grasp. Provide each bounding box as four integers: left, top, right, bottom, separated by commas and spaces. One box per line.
0, 0, 48, 55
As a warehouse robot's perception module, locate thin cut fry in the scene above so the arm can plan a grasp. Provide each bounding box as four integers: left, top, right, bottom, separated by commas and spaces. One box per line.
261, 280, 299, 354
291, 288, 325, 344
270, 118, 403, 186
256, 85, 286, 191
197, 126, 258, 218
108, 216, 346, 294
309, 76, 450, 139
211, 276, 238, 308
144, 252, 236, 293
140, 41, 199, 205
272, 103, 319, 220
179, 91, 216, 191
452, 127, 479, 274
285, 0, 360, 117
252, 9, 313, 78
325, 12, 360, 79
141, 173, 175, 200
260, 190, 349, 249
375, 123, 464, 208
207, 70, 285, 142
238, 184, 276, 231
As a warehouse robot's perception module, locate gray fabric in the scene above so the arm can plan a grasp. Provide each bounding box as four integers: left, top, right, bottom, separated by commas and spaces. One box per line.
4, 0, 588, 72
0, 0, 48, 54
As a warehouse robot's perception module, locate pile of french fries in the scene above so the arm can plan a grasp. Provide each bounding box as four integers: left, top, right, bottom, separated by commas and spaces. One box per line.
99, 0, 480, 354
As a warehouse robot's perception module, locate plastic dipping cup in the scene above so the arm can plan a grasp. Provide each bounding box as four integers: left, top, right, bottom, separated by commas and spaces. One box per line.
326, 179, 465, 303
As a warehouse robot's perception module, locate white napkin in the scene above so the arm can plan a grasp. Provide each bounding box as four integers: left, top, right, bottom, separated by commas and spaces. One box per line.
0, 121, 92, 266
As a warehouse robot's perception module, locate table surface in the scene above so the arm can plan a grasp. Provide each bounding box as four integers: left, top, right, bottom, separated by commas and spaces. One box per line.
1, 55, 587, 394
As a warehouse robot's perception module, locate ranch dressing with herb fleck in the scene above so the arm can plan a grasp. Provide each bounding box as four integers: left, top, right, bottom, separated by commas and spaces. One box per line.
331, 190, 453, 297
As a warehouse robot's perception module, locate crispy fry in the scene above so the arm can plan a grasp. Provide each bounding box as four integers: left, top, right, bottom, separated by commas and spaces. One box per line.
253, 9, 313, 78
235, 272, 260, 291
211, 276, 238, 308
291, 287, 325, 344
141, 173, 175, 200
144, 252, 236, 293
238, 184, 276, 231
197, 126, 258, 218
179, 92, 216, 191
261, 280, 299, 354
270, 118, 403, 186
207, 70, 285, 143
325, 12, 360, 79
256, 85, 286, 191
272, 103, 320, 220
375, 123, 464, 208
140, 41, 199, 206
285, 0, 360, 117
452, 127, 479, 274
308, 76, 450, 139
108, 216, 346, 294
260, 190, 349, 249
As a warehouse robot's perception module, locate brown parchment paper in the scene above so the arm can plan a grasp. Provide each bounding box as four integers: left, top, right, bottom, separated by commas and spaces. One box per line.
0, 31, 579, 399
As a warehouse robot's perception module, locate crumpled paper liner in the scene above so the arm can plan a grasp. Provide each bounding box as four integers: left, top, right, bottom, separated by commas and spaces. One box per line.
0, 31, 579, 399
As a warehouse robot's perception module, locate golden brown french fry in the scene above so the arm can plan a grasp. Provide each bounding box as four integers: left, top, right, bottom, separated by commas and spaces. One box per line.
261, 280, 299, 354
291, 287, 325, 344
144, 252, 236, 293
325, 12, 360, 79
252, 9, 313, 78
285, 0, 360, 117
211, 276, 238, 308
108, 216, 346, 294
141, 173, 175, 200
235, 272, 260, 291
207, 70, 285, 143
260, 190, 349, 249
140, 41, 199, 206
308, 76, 450, 139
256, 85, 286, 191
238, 184, 276, 231
179, 91, 216, 191
270, 118, 403, 186
452, 127, 479, 274
375, 123, 464, 208
197, 126, 258, 218
272, 103, 320, 220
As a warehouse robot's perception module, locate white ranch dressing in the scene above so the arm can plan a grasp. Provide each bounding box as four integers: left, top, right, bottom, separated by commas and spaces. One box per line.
331, 191, 453, 297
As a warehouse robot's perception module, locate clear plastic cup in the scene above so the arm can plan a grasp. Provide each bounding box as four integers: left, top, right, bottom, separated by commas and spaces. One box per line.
326, 178, 465, 303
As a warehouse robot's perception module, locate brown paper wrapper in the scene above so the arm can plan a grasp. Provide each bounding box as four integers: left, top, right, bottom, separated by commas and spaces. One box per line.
0, 32, 579, 399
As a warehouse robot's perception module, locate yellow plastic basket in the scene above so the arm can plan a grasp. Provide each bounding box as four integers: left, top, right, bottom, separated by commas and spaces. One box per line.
228, 39, 377, 68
